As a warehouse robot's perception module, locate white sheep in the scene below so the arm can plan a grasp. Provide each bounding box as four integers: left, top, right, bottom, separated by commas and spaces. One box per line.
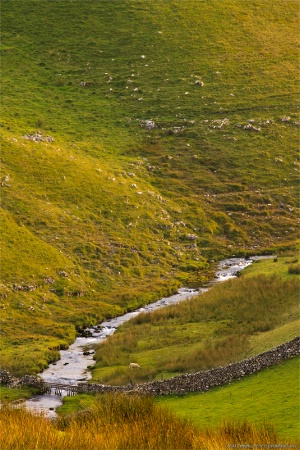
129, 362, 141, 369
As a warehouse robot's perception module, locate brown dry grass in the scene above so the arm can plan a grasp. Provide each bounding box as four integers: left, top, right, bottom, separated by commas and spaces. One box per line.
0, 394, 296, 450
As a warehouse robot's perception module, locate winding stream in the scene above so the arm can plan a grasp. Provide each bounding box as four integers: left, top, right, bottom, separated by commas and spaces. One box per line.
25, 256, 270, 416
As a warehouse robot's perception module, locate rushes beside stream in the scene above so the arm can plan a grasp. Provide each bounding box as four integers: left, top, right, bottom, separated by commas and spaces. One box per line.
93, 272, 299, 384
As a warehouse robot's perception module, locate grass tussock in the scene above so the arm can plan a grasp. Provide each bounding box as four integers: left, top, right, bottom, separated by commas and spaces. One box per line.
288, 264, 300, 275
93, 273, 299, 383
0, 394, 292, 450
164, 334, 250, 373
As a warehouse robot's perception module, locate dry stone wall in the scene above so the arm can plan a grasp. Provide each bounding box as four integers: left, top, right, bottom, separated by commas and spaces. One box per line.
133, 337, 300, 396
1, 337, 299, 396
64, 337, 300, 396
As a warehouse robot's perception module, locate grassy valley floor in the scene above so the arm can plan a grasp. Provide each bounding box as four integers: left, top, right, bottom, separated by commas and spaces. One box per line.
156, 356, 300, 441
91, 257, 299, 385
56, 356, 300, 442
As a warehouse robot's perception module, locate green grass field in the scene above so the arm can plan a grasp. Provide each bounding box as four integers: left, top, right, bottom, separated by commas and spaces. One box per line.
0, 0, 299, 376
0, 385, 39, 403
157, 356, 300, 441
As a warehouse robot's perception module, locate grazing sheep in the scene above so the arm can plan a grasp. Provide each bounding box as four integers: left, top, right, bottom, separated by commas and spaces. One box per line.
129, 362, 141, 369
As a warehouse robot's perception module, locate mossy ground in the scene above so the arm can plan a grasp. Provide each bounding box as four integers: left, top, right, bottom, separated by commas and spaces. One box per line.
0, 385, 39, 403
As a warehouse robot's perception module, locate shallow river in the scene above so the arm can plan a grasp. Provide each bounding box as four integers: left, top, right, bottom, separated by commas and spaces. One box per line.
25, 256, 270, 416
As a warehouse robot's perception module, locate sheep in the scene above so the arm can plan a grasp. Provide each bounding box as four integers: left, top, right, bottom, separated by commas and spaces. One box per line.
129, 362, 141, 369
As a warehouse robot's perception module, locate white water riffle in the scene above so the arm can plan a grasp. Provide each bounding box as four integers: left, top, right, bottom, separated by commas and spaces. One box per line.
38, 287, 204, 386
26, 256, 271, 415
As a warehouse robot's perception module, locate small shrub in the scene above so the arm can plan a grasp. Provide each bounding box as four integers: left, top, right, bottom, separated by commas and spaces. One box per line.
285, 258, 298, 264
288, 264, 300, 275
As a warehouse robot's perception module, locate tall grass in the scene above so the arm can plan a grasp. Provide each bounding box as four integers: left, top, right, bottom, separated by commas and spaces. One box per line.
288, 264, 300, 275
164, 334, 250, 373
132, 274, 298, 329
93, 273, 299, 383
0, 394, 292, 450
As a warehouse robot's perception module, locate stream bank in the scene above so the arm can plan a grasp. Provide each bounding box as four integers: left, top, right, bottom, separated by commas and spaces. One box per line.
24, 256, 270, 415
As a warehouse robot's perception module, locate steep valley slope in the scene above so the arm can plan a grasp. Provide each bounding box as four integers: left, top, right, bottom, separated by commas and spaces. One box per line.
0, 0, 299, 375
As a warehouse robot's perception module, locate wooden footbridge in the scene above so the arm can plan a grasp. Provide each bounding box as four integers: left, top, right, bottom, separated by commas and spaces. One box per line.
39, 381, 125, 396
41, 383, 79, 396
0, 369, 127, 397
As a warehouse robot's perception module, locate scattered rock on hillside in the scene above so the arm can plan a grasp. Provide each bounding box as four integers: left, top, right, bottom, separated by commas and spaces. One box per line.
209, 118, 230, 129
187, 233, 198, 240
44, 277, 55, 284
13, 283, 37, 292
140, 120, 155, 129
260, 119, 274, 126
243, 124, 261, 132
57, 271, 69, 277
23, 132, 54, 142
1, 175, 11, 187
146, 165, 155, 171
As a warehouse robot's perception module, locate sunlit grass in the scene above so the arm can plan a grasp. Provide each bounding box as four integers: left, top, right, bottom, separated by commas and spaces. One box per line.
1, 394, 295, 450
92, 259, 299, 384
0, 386, 39, 403
248, 320, 300, 356
157, 356, 300, 441
1, 0, 299, 375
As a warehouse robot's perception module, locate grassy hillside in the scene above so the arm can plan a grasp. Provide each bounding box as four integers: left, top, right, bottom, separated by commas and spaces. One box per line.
1, 0, 299, 375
